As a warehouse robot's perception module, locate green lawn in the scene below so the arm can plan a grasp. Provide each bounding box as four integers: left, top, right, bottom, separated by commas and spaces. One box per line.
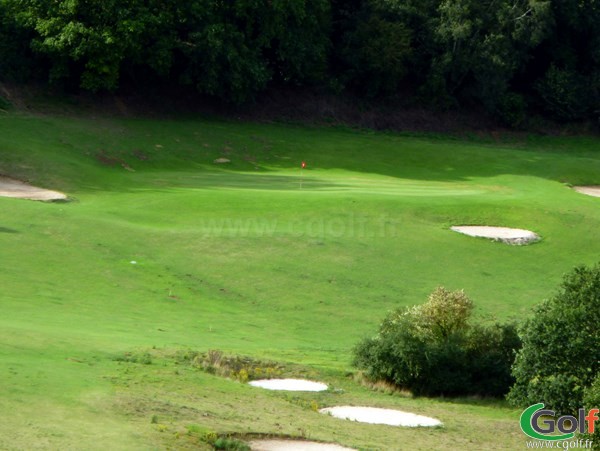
1, 112, 599, 449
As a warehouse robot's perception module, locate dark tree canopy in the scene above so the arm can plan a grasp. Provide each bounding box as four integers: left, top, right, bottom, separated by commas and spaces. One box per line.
0, 0, 598, 123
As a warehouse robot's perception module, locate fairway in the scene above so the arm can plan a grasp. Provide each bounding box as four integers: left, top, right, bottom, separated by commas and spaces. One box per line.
1, 112, 599, 450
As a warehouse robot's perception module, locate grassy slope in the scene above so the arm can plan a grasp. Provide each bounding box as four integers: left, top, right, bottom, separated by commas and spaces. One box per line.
0, 112, 599, 449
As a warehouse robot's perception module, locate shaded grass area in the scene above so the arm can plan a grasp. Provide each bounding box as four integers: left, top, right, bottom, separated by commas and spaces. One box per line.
0, 112, 599, 449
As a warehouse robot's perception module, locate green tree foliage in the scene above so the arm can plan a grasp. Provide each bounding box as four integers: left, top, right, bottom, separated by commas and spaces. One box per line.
332, 0, 413, 98
9, 0, 330, 102
530, 0, 600, 122
508, 264, 600, 415
0, 0, 36, 81
1, 0, 597, 122
433, 0, 552, 111
353, 287, 521, 397
13, 0, 178, 91
176, 0, 330, 103
582, 373, 600, 448
535, 65, 590, 121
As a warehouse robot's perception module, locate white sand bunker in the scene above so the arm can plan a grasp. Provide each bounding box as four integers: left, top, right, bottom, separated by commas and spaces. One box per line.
249, 439, 353, 451
0, 176, 67, 201
574, 186, 600, 198
319, 406, 442, 427
451, 225, 539, 245
248, 379, 328, 392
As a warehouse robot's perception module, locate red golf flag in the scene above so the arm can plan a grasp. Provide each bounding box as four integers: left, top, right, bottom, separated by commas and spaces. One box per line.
301, 161, 306, 168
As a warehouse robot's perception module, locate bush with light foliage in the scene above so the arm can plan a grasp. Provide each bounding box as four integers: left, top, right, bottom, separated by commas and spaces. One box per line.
353, 287, 521, 397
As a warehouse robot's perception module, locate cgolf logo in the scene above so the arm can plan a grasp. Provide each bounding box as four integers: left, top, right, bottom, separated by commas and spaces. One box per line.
520, 403, 599, 441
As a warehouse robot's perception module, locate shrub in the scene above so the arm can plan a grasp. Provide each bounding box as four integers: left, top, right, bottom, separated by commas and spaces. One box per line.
467, 324, 523, 397
353, 287, 521, 397
508, 263, 600, 415
582, 373, 600, 448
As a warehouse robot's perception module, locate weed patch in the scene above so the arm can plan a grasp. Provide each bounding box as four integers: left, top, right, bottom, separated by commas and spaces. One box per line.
113, 352, 153, 365
177, 349, 284, 382
213, 436, 251, 450
185, 425, 250, 450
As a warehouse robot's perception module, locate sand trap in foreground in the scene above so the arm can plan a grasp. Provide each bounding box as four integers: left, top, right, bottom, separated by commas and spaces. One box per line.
249, 439, 353, 450
574, 186, 600, 198
0, 176, 66, 201
249, 379, 328, 392
451, 226, 539, 245
319, 406, 442, 427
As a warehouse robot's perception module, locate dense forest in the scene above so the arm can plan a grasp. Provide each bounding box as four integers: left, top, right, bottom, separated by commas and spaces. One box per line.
0, 0, 598, 126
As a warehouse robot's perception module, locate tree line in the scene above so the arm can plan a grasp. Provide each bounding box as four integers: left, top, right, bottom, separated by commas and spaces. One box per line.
0, 0, 598, 126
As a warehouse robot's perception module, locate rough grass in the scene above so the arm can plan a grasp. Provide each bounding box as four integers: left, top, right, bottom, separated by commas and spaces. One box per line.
0, 112, 599, 449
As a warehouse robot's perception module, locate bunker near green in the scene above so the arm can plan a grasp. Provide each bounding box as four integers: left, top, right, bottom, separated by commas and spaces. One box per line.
319, 406, 442, 427
573, 186, 600, 198
0, 176, 67, 201
248, 439, 354, 450
450, 225, 539, 245
248, 379, 328, 392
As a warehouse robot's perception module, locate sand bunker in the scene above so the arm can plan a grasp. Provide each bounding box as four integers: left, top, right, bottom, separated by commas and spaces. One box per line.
0, 176, 67, 201
451, 225, 539, 245
574, 186, 600, 198
248, 379, 328, 392
249, 439, 353, 450
319, 406, 442, 427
